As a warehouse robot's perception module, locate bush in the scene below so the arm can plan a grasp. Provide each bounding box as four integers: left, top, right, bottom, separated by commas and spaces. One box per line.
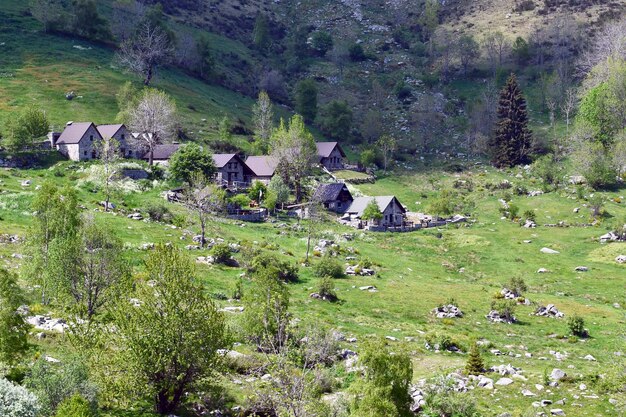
55, 394, 97, 417
312, 257, 345, 279
348, 43, 366, 61
523, 209, 536, 222
425, 332, 460, 352
250, 253, 299, 283
317, 276, 338, 302
145, 204, 171, 222
421, 375, 479, 417
568, 315, 588, 337
210, 243, 232, 264
0, 378, 40, 417
506, 276, 528, 296
230, 194, 251, 208
491, 299, 517, 323
24, 358, 97, 416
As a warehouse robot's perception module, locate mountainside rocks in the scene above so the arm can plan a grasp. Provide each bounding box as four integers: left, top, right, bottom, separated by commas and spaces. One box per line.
486, 310, 517, 323
616, 255, 626, 264
541, 247, 560, 254
432, 304, 463, 318
535, 304, 564, 318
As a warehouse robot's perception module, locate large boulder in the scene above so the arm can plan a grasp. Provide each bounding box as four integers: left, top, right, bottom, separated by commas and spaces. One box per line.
432, 304, 463, 318
550, 368, 566, 381
541, 247, 560, 254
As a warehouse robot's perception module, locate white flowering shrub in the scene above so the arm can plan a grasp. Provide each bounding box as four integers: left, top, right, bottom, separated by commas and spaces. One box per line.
0, 378, 40, 417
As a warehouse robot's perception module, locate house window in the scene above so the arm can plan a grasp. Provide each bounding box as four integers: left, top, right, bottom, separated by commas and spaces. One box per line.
121, 148, 126, 155
84, 151, 87, 156
128, 150, 132, 156
90, 135, 93, 141
121, 134, 125, 140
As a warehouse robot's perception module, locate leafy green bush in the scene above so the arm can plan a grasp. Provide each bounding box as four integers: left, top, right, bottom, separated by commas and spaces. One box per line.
568, 315, 588, 337
210, 243, 232, 264
24, 359, 97, 416
317, 276, 338, 302
55, 394, 97, 417
313, 257, 345, 279
506, 276, 528, 296
250, 253, 299, 283
230, 193, 251, 208
421, 375, 479, 417
145, 204, 171, 222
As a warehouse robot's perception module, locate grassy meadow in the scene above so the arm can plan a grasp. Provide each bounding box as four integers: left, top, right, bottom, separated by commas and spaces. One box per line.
1, 156, 625, 416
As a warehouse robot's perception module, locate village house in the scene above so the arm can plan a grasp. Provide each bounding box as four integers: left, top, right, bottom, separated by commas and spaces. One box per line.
313, 183, 354, 213
212, 153, 254, 187
345, 196, 407, 229
316, 142, 346, 171
54, 122, 103, 161
96, 124, 136, 158
244, 155, 280, 184
142, 143, 180, 165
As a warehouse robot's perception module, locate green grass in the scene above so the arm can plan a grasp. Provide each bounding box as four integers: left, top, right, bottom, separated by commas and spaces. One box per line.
2, 159, 626, 415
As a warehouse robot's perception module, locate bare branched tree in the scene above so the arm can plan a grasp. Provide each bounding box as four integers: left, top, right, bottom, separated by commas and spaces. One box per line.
561, 87, 578, 136
97, 136, 121, 213
110, 0, 146, 42
578, 16, 626, 79
116, 22, 172, 86
129, 89, 176, 165
181, 174, 225, 248
482, 31, 508, 76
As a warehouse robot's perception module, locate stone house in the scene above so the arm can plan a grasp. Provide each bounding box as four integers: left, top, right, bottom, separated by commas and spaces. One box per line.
54, 122, 102, 161
345, 196, 407, 228
316, 142, 346, 171
212, 154, 254, 186
244, 155, 280, 184
312, 183, 354, 213
96, 124, 136, 158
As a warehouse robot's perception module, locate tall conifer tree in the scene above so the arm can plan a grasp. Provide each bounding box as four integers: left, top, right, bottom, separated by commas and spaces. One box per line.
490, 74, 533, 167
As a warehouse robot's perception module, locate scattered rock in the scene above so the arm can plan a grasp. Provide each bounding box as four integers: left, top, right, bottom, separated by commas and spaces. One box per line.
550, 368, 566, 381
550, 409, 565, 416
535, 304, 564, 318
26, 315, 68, 333
359, 285, 378, 292
486, 310, 516, 324
496, 377, 514, 386
616, 255, 626, 264
575, 266, 589, 272
583, 354, 596, 361
541, 247, 560, 254
346, 265, 375, 276
221, 306, 244, 313
127, 212, 143, 221
432, 304, 463, 318
522, 389, 536, 397
21, 180, 31, 187
523, 219, 537, 228
537, 268, 550, 273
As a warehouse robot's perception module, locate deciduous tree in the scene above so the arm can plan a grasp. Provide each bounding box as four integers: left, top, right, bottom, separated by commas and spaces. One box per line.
295, 79, 318, 123
101, 245, 228, 414
129, 89, 177, 165
376, 135, 397, 173
253, 91, 274, 153
117, 22, 173, 86
181, 174, 225, 248
0, 268, 29, 365
169, 143, 216, 186
270, 115, 317, 202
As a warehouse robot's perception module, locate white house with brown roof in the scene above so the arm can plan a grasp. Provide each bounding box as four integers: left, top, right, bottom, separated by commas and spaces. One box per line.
316, 142, 346, 171
245, 155, 280, 184
54, 122, 102, 161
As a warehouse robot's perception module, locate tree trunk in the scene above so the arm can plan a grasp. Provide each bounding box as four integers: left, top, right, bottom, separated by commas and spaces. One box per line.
144, 66, 153, 86
200, 216, 206, 248
149, 148, 154, 166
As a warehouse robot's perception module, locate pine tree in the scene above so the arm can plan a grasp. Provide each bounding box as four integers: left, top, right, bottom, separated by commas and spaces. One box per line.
490, 74, 533, 168
465, 341, 485, 376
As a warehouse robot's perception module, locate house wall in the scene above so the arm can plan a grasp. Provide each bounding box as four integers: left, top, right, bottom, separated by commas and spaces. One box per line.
110, 127, 137, 159
381, 200, 405, 227
57, 125, 101, 161
321, 147, 344, 171
216, 158, 246, 184
251, 175, 272, 185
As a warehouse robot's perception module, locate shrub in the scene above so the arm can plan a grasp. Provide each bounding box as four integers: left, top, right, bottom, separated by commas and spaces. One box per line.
348, 43, 366, 61
568, 315, 588, 337
0, 378, 40, 417
506, 276, 528, 296
523, 209, 536, 222
312, 257, 345, 279
172, 214, 186, 228
145, 204, 171, 222
317, 276, 338, 302
55, 394, 97, 417
491, 299, 517, 323
425, 332, 461, 352
23, 358, 97, 416
250, 253, 299, 283
210, 243, 232, 264
232, 278, 244, 300
230, 193, 251, 208
421, 375, 479, 417
298, 325, 340, 367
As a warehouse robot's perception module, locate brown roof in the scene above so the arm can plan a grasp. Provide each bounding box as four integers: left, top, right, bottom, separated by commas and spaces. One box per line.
142, 143, 180, 161
96, 124, 125, 139
245, 155, 279, 177
57, 122, 100, 145
316, 142, 346, 158
212, 153, 238, 168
